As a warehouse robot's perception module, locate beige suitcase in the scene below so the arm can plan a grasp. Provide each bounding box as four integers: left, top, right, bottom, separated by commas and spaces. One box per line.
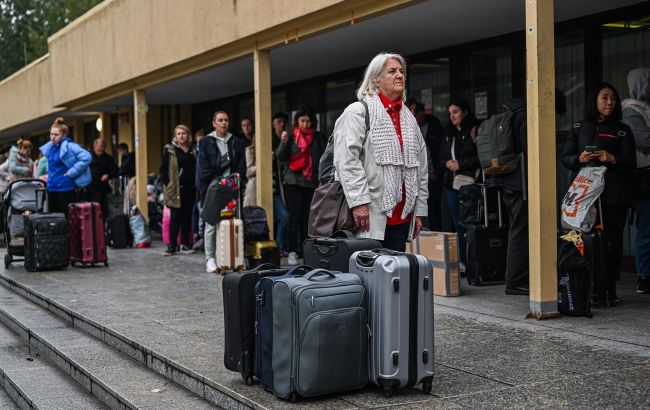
216, 218, 245, 274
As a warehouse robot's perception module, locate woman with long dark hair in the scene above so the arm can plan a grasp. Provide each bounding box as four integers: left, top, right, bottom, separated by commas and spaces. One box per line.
276, 106, 327, 265
562, 82, 636, 307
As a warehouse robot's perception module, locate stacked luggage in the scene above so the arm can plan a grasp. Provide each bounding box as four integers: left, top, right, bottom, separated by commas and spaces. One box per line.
460, 183, 508, 286
242, 206, 280, 268
222, 233, 434, 400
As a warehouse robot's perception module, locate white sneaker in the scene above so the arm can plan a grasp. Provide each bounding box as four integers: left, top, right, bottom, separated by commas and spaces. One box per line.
206, 258, 217, 273
287, 252, 299, 266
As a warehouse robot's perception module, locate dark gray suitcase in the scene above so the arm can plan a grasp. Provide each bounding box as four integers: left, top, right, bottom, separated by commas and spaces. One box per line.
349, 249, 434, 397
271, 269, 368, 400
303, 230, 380, 272
24, 213, 69, 272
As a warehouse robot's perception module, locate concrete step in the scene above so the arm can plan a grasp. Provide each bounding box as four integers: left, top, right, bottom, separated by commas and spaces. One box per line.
0, 285, 217, 410
0, 321, 106, 410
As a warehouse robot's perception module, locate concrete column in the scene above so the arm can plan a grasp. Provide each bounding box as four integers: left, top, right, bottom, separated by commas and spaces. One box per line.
133, 90, 149, 220
254, 46, 274, 237
526, 0, 559, 319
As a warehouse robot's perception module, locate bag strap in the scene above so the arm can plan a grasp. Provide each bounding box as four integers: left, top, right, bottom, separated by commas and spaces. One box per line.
329, 100, 370, 183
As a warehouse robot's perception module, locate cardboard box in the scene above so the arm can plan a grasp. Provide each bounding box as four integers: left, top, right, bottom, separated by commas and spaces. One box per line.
409, 231, 459, 264
408, 231, 461, 297
433, 262, 461, 297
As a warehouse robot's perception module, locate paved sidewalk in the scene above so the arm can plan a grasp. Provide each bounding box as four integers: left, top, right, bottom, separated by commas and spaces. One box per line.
1, 243, 649, 409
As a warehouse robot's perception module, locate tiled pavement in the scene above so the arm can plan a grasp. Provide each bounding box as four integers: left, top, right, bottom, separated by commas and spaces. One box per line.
0, 241, 649, 409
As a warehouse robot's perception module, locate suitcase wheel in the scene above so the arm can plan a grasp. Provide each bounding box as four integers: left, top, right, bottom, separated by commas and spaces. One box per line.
422, 381, 432, 394
383, 386, 393, 398
104, 261, 109, 267
70, 260, 75, 267
4, 254, 11, 269
244, 376, 253, 386
290, 393, 298, 403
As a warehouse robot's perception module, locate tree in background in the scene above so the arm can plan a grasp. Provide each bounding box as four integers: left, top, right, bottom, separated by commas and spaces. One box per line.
0, 0, 102, 80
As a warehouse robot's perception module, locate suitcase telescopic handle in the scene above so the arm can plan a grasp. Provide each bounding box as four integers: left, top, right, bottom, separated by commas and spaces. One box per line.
303, 269, 337, 281
356, 251, 378, 267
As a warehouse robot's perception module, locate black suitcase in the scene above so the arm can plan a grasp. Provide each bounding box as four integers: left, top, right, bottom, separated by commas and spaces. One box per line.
24, 213, 70, 272
303, 230, 381, 272
581, 199, 608, 307
222, 264, 300, 385
106, 214, 132, 248
465, 186, 507, 286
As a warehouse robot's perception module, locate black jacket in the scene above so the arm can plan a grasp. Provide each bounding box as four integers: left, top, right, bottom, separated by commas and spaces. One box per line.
197, 133, 245, 197
439, 115, 480, 188
488, 98, 528, 192
561, 118, 636, 207
421, 115, 446, 180
159, 145, 196, 190
276, 129, 327, 189
118, 152, 135, 179
89, 152, 118, 194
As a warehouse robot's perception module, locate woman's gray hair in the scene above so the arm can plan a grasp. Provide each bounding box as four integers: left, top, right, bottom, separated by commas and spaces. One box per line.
356, 52, 407, 101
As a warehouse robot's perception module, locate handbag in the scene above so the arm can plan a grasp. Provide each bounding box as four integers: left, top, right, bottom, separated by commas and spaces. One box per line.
453, 174, 475, 191
307, 177, 356, 238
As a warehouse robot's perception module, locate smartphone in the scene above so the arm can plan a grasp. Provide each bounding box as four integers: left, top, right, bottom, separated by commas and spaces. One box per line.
585, 145, 598, 152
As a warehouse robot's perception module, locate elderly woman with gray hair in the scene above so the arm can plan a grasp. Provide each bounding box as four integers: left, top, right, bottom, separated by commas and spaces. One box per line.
332, 52, 429, 251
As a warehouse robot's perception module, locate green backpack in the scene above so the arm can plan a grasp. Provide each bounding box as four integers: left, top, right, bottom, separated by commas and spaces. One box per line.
476, 105, 521, 175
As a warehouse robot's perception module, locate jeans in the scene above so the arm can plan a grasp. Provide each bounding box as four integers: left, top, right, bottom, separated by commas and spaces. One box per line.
445, 188, 466, 262
47, 190, 77, 217
284, 185, 314, 254
635, 198, 650, 279
274, 194, 289, 252
204, 222, 216, 261
380, 222, 410, 252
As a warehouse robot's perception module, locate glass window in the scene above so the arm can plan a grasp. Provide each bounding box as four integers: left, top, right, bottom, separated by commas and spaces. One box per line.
323, 79, 357, 135
602, 16, 650, 99
555, 30, 585, 131
238, 98, 254, 124
457, 46, 512, 119
409, 58, 450, 121
272, 91, 287, 118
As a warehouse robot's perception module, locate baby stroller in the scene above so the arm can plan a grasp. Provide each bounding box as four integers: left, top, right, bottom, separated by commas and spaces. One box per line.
2, 179, 47, 268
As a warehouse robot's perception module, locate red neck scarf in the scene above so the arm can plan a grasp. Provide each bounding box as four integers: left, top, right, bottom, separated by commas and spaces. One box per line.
288, 127, 315, 181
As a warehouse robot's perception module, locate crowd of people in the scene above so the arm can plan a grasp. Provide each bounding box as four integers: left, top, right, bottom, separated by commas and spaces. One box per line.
0, 53, 648, 298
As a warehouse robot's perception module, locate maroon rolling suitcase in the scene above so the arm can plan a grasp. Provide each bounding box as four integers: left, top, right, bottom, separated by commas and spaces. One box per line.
69, 202, 108, 267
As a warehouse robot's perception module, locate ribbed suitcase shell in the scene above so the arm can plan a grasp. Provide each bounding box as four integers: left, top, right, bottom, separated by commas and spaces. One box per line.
24, 213, 69, 272
349, 249, 434, 396
68, 202, 108, 266
216, 218, 245, 274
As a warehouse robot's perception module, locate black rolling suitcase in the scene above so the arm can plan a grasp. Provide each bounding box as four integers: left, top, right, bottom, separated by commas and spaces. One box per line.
465, 185, 507, 286
24, 213, 69, 272
106, 214, 132, 248
222, 263, 298, 385
303, 230, 381, 272
581, 199, 608, 307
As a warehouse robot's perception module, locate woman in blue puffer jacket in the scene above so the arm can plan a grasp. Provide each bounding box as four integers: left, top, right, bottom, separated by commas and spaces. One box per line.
40, 117, 92, 216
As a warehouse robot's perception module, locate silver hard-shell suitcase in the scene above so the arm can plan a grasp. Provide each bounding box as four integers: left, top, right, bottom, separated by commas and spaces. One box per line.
350, 249, 434, 397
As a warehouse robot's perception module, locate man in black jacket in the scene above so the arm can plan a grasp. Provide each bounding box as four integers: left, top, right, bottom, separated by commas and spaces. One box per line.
414, 103, 446, 230
89, 138, 118, 217
488, 98, 529, 295
198, 111, 245, 273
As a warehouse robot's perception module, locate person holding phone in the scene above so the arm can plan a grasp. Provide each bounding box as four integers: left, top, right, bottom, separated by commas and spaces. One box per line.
562, 82, 636, 307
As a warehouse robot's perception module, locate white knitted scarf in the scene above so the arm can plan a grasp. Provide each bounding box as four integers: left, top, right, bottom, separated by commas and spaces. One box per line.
365, 94, 420, 219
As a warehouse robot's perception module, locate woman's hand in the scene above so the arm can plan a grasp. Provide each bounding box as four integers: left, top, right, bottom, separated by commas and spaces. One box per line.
280, 131, 288, 144
446, 160, 459, 172
579, 151, 597, 164
595, 150, 615, 163
352, 204, 370, 232
413, 217, 423, 239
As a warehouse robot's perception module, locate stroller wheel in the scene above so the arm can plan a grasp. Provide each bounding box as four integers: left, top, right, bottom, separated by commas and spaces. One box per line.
4, 253, 12, 269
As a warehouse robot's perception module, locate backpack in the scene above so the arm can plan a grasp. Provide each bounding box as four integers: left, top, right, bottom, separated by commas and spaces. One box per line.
557, 237, 592, 318
242, 206, 270, 242
476, 104, 522, 175
318, 100, 370, 183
